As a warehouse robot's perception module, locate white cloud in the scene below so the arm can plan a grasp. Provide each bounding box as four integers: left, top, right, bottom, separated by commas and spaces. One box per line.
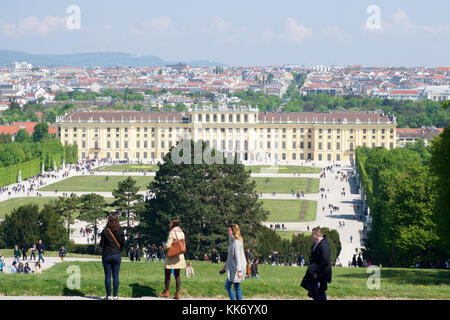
150, 16, 173, 32
260, 27, 276, 44
283, 17, 314, 44
1, 16, 65, 38
392, 9, 408, 24
201, 16, 237, 44
210, 16, 229, 33
321, 25, 350, 43
130, 16, 174, 35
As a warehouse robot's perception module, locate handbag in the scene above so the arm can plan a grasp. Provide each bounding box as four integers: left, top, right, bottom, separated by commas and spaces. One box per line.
167, 229, 186, 258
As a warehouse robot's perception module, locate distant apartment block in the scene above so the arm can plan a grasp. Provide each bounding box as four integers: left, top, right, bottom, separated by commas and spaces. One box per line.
397, 126, 444, 147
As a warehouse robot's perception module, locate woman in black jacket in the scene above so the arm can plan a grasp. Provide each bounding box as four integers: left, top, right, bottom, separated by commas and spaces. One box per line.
99, 213, 125, 300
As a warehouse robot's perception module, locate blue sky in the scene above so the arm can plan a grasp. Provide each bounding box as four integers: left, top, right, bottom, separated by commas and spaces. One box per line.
1, 0, 449, 66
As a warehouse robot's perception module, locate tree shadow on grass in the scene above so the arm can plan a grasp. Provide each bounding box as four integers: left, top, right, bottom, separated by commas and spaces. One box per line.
338, 268, 450, 286
63, 287, 85, 297
129, 283, 157, 298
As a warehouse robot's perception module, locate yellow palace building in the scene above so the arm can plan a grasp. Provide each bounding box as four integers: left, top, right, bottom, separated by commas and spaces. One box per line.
56, 106, 397, 162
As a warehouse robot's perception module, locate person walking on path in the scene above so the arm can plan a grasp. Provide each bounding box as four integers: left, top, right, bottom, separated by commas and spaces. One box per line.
220, 224, 247, 300
59, 246, 67, 262
128, 246, 135, 262
251, 259, 260, 279
99, 213, 125, 300
13, 245, 21, 264
298, 253, 304, 267
159, 219, 186, 300
301, 226, 332, 300
37, 240, 46, 264
21, 242, 28, 261
30, 244, 36, 261
134, 245, 141, 262
151, 244, 159, 262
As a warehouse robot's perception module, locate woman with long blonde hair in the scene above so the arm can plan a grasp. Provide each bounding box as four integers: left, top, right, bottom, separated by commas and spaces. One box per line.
220, 224, 247, 300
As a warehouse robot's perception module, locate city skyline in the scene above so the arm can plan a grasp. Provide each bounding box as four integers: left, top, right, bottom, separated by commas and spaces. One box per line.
1, 0, 449, 67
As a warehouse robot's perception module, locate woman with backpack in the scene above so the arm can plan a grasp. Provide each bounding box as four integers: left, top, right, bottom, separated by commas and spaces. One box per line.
99, 213, 125, 300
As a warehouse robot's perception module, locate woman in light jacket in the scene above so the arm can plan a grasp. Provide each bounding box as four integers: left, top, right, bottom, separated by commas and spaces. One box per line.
159, 219, 186, 300
220, 224, 247, 300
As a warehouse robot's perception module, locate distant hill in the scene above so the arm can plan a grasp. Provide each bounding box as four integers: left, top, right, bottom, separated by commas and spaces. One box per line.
0, 50, 226, 68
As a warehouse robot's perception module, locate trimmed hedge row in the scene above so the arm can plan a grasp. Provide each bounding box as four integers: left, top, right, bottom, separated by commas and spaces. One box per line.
0, 139, 78, 187
0, 158, 41, 187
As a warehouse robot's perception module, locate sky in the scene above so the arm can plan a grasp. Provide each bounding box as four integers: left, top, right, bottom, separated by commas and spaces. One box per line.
0, 0, 449, 67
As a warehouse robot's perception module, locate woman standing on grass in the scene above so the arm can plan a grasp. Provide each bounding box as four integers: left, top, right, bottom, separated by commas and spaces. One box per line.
158, 219, 186, 300
99, 213, 125, 300
220, 224, 247, 300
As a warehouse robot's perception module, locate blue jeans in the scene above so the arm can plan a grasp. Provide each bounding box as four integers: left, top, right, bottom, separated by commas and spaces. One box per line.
313, 282, 327, 300
38, 252, 44, 263
102, 254, 121, 297
225, 279, 242, 300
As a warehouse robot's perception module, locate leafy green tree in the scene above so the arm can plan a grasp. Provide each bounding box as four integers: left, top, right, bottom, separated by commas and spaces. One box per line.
78, 194, 108, 247
139, 140, 268, 259
112, 176, 143, 239
53, 194, 80, 236
38, 204, 71, 251
0, 203, 70, 251
357, 146, 442, 267
14, 129, 30, 143
175, 103, 187, 112
32, 122, 50, 142
0, 133, 13, 144
430, 118, 450, 258
0, 204, 41, 248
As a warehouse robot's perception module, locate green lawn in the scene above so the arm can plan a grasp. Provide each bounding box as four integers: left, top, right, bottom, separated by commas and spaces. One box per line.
0, 197, 58, 220
0, 197, 115, 220
275, 231, 311, 241
247, 165, 321, 174
0, 260, 448, 299
94, 164, 321, 175
262, 199, 317, 222
95, 164, 159, 172
254, 177, 319, 194
38, 176, 153, 192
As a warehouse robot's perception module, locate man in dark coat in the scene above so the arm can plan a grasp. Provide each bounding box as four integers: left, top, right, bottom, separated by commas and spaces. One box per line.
301, 226, 332, 300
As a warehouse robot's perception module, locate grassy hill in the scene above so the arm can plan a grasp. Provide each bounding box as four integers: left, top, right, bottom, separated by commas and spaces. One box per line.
0, 260, 448, 299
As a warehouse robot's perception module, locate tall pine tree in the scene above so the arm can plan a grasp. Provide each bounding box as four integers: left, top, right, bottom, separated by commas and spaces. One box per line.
139, 140, 268, 259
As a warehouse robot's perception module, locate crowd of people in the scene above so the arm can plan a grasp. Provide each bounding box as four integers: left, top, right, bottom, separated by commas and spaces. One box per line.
0, 159, 106, 200
0, 240, 47, 273
269, 223, 287, 230
291, 190, 306, 198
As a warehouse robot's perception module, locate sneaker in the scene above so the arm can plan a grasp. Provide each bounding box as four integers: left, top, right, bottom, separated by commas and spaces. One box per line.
113, 296, 119, 300
104, 296, 111, 300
